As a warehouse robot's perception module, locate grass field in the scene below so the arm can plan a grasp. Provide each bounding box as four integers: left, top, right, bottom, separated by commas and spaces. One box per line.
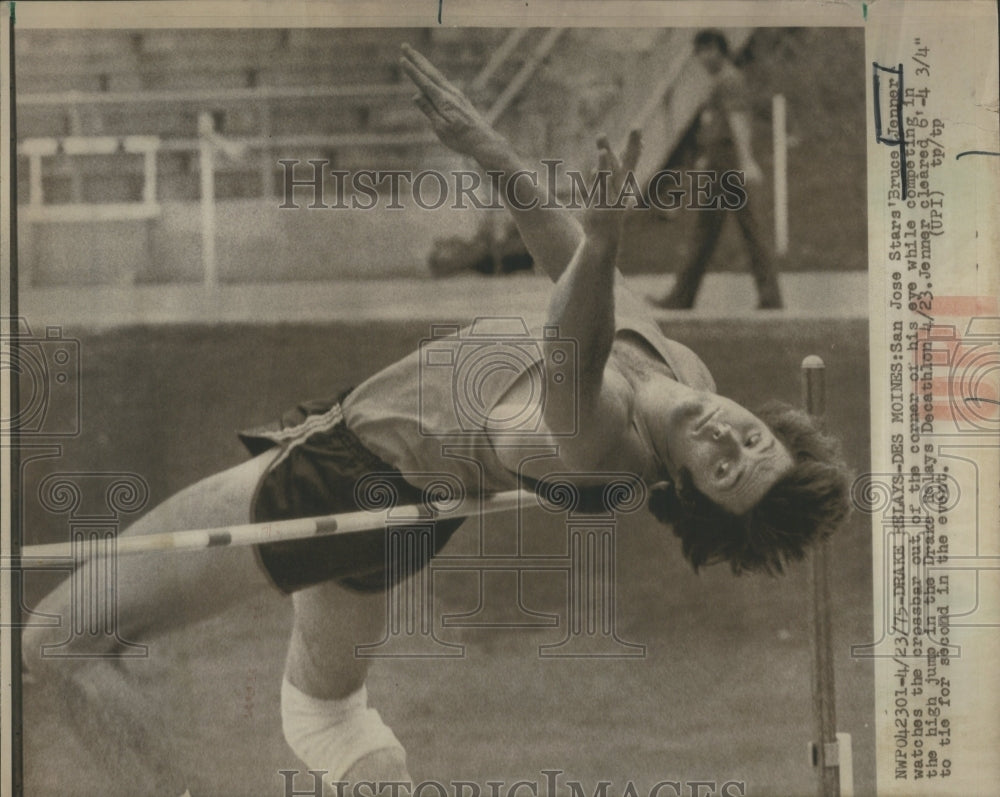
20, 317, 872, 796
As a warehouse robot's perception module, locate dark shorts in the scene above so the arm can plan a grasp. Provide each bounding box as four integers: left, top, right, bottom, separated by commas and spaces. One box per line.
239, 394, 464, 595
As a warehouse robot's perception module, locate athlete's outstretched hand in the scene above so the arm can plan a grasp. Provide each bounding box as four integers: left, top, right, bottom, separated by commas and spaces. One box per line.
400, 43, 512, 169
582, 129, 642, 241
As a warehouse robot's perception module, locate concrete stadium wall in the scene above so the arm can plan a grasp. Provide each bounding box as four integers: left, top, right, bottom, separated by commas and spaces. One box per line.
19, 196, 478, 285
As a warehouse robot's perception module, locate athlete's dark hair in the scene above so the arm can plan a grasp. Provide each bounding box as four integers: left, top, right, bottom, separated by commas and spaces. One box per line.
693, 29, 730, 57
648, 401, 852, 575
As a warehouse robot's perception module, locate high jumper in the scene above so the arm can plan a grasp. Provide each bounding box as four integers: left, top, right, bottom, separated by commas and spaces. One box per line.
23, 44, 851, 792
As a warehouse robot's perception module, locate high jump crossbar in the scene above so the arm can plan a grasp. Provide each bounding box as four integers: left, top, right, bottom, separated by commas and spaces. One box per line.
17, 489, 534, 570
802, 356, 853, 797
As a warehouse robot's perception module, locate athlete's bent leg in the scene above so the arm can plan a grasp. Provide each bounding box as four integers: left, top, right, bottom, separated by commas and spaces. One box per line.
22, 453, 279, 796
283, 579, 410, 781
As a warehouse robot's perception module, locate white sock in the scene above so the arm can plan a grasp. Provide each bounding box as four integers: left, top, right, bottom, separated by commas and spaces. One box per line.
281, 679, 406, 781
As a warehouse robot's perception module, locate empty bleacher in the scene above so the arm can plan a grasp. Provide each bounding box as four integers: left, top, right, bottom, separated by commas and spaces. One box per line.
17, 26, 714, 286
16, 28, 512, 203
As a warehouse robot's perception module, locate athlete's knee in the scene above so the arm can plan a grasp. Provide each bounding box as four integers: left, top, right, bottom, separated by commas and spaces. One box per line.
22, 578, 142, 675
22, 620, 134, 681
20, 617, 90, 683
21, 618, 56, 674
22, 579, 72, 670
280, 677, 406, 782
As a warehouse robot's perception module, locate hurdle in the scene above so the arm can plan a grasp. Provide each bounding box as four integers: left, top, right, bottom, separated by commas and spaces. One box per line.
802, 356, 853, 797
16, 489, 534, 569
19, 135, 161, 225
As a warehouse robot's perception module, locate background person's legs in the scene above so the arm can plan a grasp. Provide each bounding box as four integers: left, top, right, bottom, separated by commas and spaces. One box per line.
653, 205, 726, 309
22, 453, 279, 796
736, 199, 784, 309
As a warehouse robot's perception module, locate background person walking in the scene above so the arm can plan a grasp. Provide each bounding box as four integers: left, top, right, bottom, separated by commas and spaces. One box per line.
649, 29, 784, 310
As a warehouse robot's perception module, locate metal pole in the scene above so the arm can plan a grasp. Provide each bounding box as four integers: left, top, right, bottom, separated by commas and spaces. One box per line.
198, 111, 217, 288
484, 28, 564, 126
773, 94, 789, 257
802, 355, 839, 797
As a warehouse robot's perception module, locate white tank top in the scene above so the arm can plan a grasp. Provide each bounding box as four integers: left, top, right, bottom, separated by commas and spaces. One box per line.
341, 288, 716, 494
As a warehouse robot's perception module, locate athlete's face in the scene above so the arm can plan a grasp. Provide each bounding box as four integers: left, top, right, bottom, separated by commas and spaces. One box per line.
663, 393, 794, 514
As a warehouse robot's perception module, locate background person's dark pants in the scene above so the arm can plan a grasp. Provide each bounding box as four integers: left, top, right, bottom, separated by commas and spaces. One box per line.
661, 178, 784, 309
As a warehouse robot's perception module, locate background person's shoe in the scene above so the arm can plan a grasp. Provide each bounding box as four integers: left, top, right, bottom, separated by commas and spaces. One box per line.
647, 293, 694, 309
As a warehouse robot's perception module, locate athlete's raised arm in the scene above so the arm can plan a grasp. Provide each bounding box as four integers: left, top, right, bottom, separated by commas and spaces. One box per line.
539, 132, 642, 464
400, 43, 583, 281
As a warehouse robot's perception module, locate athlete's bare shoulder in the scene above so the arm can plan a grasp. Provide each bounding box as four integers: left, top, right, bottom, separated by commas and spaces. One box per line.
490, 361, 640, 479
610, 330, 675, 382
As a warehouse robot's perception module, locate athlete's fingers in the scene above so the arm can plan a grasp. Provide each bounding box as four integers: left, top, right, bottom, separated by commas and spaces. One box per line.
596, 149, 613, 201
597, 147, 610, 174
401, 43, 460, 94
596, 134, 617, 166
412, 91, 443, 124
621, 129, 642, 174
399, 56, 449, 111
596, 135, 625, 197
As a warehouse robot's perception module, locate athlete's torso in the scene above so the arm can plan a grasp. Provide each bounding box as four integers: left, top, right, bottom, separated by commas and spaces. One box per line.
340, 286, 716, 494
